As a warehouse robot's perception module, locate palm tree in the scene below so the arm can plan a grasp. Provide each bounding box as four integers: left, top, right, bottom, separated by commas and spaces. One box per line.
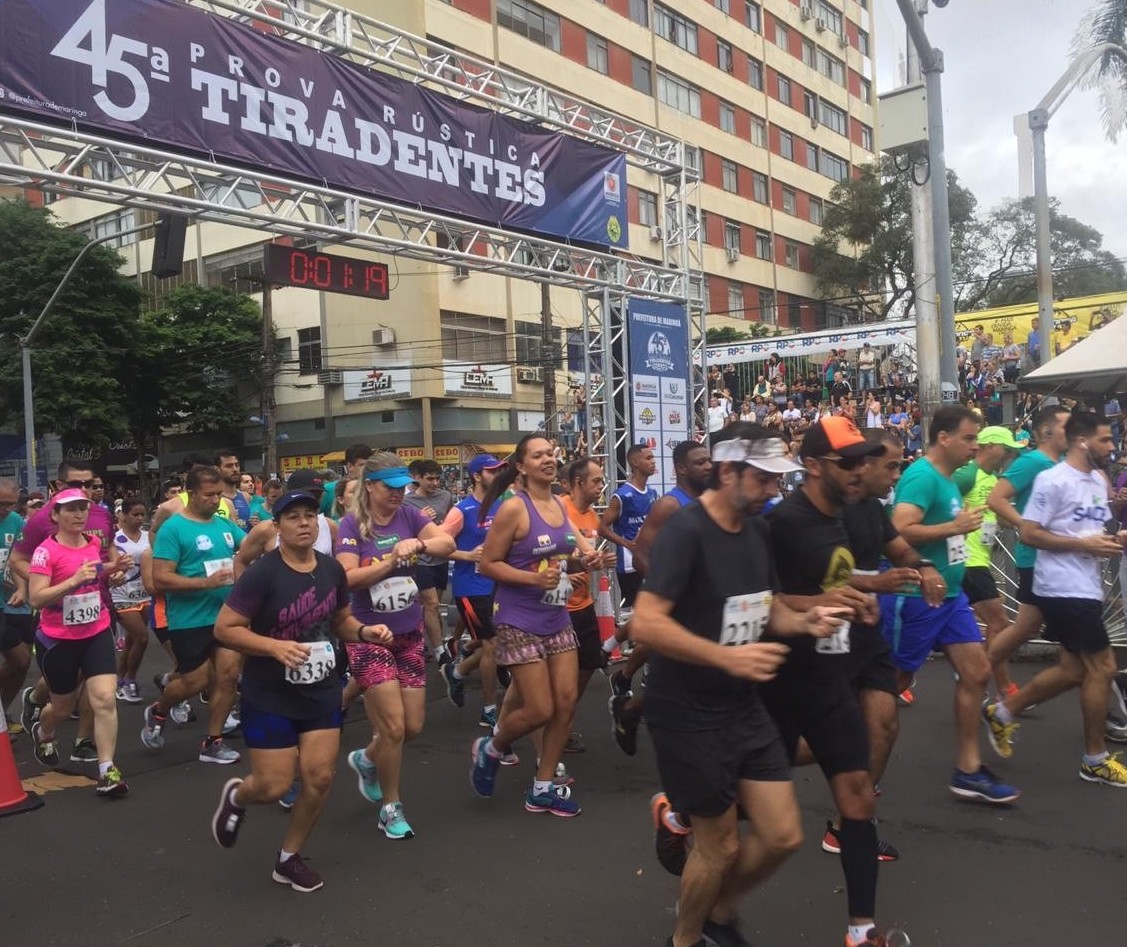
1072, 0, 1127, 140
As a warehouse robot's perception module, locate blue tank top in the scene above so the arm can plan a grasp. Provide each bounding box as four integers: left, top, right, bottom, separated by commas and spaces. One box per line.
613, 482, 657, 574
230, 492, 252, 532
668, 486, 694, 507
451, 494, 498, 598
493, 493, 577, 636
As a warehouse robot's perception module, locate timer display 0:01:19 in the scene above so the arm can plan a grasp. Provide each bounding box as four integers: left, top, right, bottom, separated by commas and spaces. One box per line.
263, 245, 390, 300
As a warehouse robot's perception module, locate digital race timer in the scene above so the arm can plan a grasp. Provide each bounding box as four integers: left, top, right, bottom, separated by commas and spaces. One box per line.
264, 244, 390, 300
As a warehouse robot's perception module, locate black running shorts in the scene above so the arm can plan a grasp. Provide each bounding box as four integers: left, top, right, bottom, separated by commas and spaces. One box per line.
35, 628, 116, 695
0, 612, 35, 651
455, 594, 496, 641
1016, 567, 1041, 607
569, 604, 607, 672
962, 566, 999, 605
168, 625, 217, 674
841, 624, 898, 697
1038, 597, 1109, 654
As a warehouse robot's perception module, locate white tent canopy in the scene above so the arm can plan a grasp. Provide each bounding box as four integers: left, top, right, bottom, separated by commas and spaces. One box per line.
1019, 316, 1127, 399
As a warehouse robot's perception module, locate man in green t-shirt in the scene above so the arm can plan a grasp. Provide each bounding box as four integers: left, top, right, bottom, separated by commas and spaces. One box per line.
984, 405, 1070, 681
319, 443, 372, 520
953, 426, 1022, 699
143, 465, 245, 764
882, 406, 1021, 804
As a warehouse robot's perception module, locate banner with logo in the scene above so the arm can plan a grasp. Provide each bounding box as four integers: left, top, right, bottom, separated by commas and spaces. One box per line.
627, 299, 692, 493
342, 368, 412, 403
280, 454, 323, 474
706, 320, 917, 366
0, 0, 628, 248
443, 362, 513, 398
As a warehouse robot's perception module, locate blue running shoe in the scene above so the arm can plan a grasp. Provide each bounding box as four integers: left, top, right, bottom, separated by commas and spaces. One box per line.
278, 779, 300, 810
347, 749, 383, 804
470, 737, 501, 797
524, 783, 581, 818
949, 765, 1021, 804
479, 706, 497, 730
379, 801, 415, 840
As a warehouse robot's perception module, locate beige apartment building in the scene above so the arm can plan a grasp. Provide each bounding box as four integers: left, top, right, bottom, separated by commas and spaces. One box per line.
36, 0, 877, 474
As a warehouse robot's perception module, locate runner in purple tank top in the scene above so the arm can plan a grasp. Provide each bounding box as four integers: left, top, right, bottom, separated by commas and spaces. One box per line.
469, 435, 600, 817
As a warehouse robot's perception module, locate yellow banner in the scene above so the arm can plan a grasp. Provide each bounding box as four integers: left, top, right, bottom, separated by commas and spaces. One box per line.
955, 290, 1126, 358
280, 454, 323, 473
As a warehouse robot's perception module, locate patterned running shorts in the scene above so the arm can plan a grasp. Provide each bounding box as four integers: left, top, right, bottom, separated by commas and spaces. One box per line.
346, 628, 426, 690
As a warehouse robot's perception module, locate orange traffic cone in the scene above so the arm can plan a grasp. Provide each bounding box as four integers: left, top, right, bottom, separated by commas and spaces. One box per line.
0, 715, 44, 818
595, 570, 621, 661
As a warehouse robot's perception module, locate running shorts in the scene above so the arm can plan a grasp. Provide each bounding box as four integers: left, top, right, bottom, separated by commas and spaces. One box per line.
842, 624, 898, 697
1038, 597, 1110, 654
569, 604, 607, 672
962, 566, 998, 605
168, 625, 217, 675
494, 623, 577, 667
879, 592, 983, 673
414, 562, 449, 593
240, 701, 343, 750
455, 594, 496, 641
346, 629, 426, 690
35, 628, 116, 695
1016, 567, 1040, 607
0, 612, 35, 651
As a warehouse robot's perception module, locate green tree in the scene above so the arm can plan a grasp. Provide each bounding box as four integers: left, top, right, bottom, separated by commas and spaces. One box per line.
1072, 0, 1127, 140
0, 200, 140, 447
705, 323, 781, 344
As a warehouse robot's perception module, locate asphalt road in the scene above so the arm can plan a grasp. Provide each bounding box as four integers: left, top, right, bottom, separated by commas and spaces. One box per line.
4, 654, 1125, 947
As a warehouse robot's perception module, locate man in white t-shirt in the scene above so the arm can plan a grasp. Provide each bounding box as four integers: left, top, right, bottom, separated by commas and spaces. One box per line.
983, 412, 1127, 787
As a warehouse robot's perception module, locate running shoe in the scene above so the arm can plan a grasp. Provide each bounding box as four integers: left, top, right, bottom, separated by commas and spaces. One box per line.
1111, 674, 1127, 722
32, 722, 58, 768
608, 669, 633, 700
19, 686, 42, 734
470, 736, 501, 797
96, 765, 129, 798
845, 927, 896, 947
610, 694, 640, 757
1106, 718, 1127, 744
982, 703, 1018, 759
347, 748, 383, 804
200, 689, 210, 704
70, 737, 97, 763
222, 710, 241, 735
1079, 752, 1127, 788
949, 765, 1021, 804
153, 672, 169, 693
524, 783, 581, 817
497, 665, 512, 688
820, 820, 900, 862
7, 718, 23, 736
116, 682, 129, 702
479, 706, 498, 730
651, 792, 691, 877
272, 853, 323, 893
211, 777, 246, 848
199, 738, 241, 764
999, 682, 1020, 701
378, 801, 415, 839
441, 661, 465, 708
121, 680, 142, 704
564, 731, 586, 753
279, 780, 300, 810
553, 762, 575, 787
499, 748, 520, 766
701, 918, 751, 947
169, 701, 194, 725
140, 703, 166, 750
897, 687, 914, 706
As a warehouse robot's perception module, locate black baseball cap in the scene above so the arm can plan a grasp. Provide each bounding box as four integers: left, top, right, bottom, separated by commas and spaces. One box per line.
286, 469, 325, 492
273, 491, 320, 520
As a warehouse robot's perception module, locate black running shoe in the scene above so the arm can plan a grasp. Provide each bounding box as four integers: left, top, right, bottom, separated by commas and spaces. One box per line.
610, 694, 640, 756
211, 777, 246, 848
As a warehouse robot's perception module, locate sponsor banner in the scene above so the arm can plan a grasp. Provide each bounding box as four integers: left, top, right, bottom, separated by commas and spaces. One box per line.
443, 362, 513, 398
342, 367, 412, 402
706, 320, 917, 366
627, 299, 691, 494
280, 454, 323, 474
0, 0, 628, 248
954, 290, 1125, 358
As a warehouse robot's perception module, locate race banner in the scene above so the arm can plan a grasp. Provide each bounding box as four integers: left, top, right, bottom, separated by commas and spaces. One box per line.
627, 299, 692, 494
0, 0, 628, 248
707, 320, 917, 366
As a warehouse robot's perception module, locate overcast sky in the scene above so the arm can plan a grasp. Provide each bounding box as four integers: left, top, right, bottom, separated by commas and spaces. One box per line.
872, 0, 1127, 258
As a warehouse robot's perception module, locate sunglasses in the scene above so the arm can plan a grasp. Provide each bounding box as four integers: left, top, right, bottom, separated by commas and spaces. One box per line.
65, 479, 96, 489
821, 455, 868, 471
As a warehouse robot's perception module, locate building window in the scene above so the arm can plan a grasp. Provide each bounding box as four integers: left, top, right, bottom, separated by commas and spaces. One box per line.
88, 208, 137, 249
804, 90, 818, 119
802, 39, 816, 68
629, 0, 649, 27
752, 171, 769, 203
816, 1, 843, 36
788, 298, 802, 328
721, 159, 739, 193
751, 115, 767, 147
779, 129, 794, 160
654, 4, 699, 54
860, 123, 874, 151
440, 311, 507, 363
754, 230, 772, 260
717, 39, 734, 73
774, 20, 789, 49
497, 0, 560, 51
784, 240, 800, 268
814, 48, 846, 86
297, 327, 322, 375
745, 1, 761, 33
781, 185, 796, 215
719, 101, 736, 133
657, 70, 702, 117
748, 57, 764, 91
638, 188, 658, 225
819, 99, 848, 135
632, 54, 653, 94
728, 282, 744, 316
820, 149, 850, 182
860, 77, 872, 105
809, 196, 824, 226
587, 33, 609, 74
858, 29, 870, 57
724, 220, 741, 253
777, 75, 791, 107
758, 289, 777, 324
713, 0, 731, 14
806, 142, 819, 168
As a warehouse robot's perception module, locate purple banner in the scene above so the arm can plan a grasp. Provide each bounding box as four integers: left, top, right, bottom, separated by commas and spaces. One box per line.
0, 0, 627, 248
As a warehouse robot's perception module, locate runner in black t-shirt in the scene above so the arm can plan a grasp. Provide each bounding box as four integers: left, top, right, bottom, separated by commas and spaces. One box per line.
208, 491, 391, 893
763, 417, 901, 947
633, 423, 845, 947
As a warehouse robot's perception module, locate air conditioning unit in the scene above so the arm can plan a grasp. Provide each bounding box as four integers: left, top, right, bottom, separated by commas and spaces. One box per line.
810, 115, 820, 129
725, 247, 740, 263
372, 328, 396, 347
452, 264, 470, 281
517, 366, 544, 384
799, 4, 813, 20
317, 369, 343, 386
815, 16, 827, 31
837, 32, 848, 48
649, 225, 663, 242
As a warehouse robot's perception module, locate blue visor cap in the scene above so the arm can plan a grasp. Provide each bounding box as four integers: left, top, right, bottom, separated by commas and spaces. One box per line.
365, 466, 414, 488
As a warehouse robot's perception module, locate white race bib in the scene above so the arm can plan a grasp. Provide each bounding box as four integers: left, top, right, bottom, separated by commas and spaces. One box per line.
0, 549, 9, 571
62, 590, 101, 626
816, 619, 852, 654
541, 571, 573, 607
980, 520, 998, 547
370, 575, 418, 613
946, 534, 968, 566
284, 641, 336, 685
115, 578, 147, 603
621, 547, 635, 573
203, 558, 234, 583
719, 590, 772, 646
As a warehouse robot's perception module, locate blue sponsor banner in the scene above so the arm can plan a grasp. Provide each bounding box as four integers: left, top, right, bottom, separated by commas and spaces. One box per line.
627, 299, 692, 494
0, 0, 627, 248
